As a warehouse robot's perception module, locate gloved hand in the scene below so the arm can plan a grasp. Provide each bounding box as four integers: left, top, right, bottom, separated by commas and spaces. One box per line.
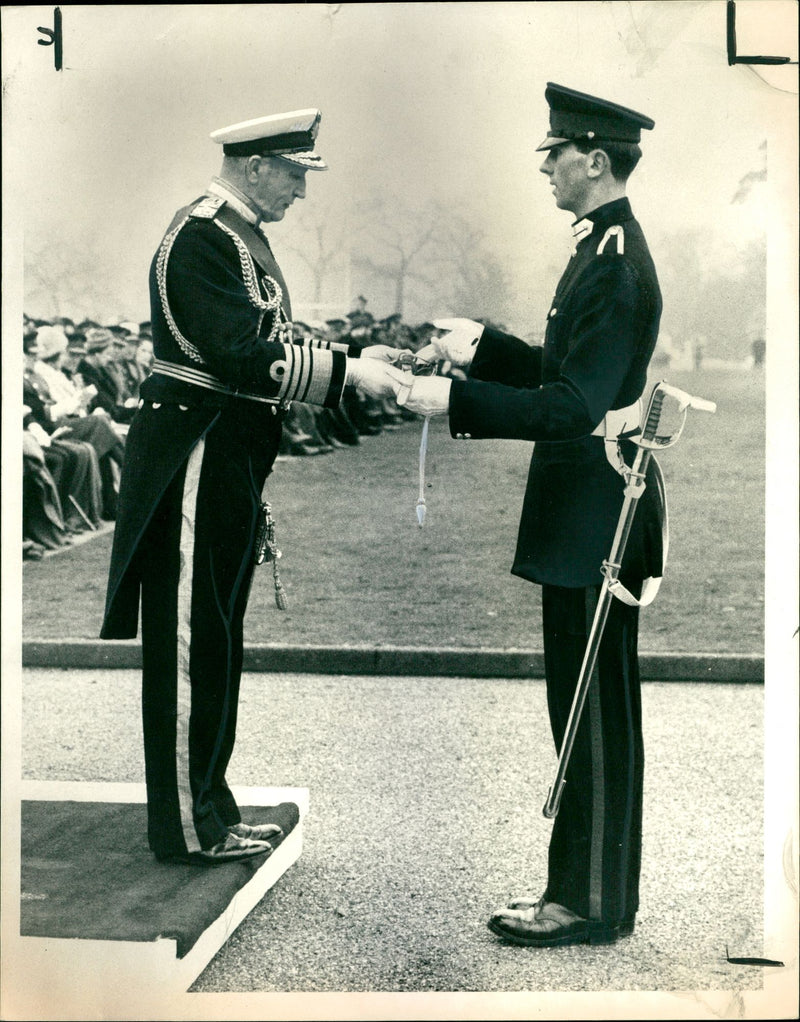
386, 367, 452, 417
415, 318, 484, 368
359, 344, 404, 363
346, 357, 399, 399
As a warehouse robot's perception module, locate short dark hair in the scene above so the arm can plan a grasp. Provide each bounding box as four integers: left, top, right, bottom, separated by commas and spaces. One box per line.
573, 139, 642, 181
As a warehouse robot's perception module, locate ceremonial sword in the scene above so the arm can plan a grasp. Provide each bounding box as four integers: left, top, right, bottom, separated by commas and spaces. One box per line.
543, 380, 717, 819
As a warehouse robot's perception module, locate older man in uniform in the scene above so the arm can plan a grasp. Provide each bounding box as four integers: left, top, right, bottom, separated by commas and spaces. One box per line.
391, 83, 665, 946
101, 109, 398, 864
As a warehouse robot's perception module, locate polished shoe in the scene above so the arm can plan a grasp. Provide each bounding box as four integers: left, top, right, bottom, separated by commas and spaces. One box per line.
229, 821, 283, 843
505, 895, 546, 913
504, 896, 635, 937
156, 831, 274, 866
488, 900, 620, 947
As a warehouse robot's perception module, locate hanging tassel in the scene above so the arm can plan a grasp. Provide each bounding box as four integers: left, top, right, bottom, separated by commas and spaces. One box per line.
272, 558, 288, 610
417, 416, 430, 527
255, 501, 288, 610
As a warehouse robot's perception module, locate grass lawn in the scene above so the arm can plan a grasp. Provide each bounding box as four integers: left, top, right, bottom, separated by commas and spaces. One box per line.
22, 366, 765, 654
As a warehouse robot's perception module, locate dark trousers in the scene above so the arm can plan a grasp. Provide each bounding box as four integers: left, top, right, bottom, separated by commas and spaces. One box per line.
541, 583, 643, 927
56, 414, 124, 519
135, 403, 279, 858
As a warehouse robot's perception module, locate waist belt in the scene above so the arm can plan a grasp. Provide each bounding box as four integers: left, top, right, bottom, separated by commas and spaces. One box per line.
591, 400, 642, 439
151, 358, 290, 409
591, 400, 642, 476
591, 398, 668, 606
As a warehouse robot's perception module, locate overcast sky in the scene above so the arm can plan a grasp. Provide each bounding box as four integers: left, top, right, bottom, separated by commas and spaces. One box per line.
2, 1, 797, 328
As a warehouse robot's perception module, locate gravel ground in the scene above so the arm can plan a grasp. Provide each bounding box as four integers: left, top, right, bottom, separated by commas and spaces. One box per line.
12, 668, 796, 1019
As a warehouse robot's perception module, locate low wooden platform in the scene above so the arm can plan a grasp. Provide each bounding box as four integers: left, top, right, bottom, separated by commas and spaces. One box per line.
13, 780, 308, 1011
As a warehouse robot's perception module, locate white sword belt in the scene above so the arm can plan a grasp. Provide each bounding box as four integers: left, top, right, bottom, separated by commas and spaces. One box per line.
590, 399, 642, 476
592, 397, 668, 608
151, 358, 290, 410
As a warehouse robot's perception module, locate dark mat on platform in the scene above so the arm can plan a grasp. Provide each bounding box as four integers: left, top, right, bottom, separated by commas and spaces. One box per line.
21, 800, 299, 957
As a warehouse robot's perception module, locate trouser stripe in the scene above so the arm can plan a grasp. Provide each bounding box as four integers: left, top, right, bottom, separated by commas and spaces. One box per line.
586, 588, 606, 919
175, 438, 205, 853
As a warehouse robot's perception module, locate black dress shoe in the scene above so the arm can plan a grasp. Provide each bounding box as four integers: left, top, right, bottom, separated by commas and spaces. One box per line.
229, 821, 283, 843
232, 802, 301, 844
155, 831, 273, 866
488, 901, 620, 947
504, 896, 635, 937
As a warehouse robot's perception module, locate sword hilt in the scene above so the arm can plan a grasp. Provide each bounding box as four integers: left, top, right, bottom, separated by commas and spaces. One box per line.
637, 380, 717, 450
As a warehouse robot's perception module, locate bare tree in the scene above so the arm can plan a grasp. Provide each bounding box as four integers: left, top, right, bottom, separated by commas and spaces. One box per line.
24, 230, 117, 321
280, 204, 353, 305
279, 192, 515, 326
430, 208, 512, 326
351, 193, 445, 318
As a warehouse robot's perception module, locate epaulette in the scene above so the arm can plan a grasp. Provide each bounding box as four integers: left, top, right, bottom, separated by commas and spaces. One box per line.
190, 194, 226, 220
597, 225, 625, 255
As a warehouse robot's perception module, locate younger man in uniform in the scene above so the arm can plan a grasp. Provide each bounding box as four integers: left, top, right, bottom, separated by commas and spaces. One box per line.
391, 83, 665, 946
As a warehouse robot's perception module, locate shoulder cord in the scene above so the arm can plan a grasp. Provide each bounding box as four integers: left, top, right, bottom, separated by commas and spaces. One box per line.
156, 216, 285, 364
597, 225, 625, 255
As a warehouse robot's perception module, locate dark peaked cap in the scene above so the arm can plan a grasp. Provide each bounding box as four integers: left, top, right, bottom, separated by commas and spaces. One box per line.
536, 83, 654, 151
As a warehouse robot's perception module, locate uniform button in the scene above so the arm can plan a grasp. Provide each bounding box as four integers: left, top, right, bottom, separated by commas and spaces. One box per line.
455, 432, 464, 439
464, 433, 472, 439
549, 307, 558, 317
179, 405, 188, 411
152, 402, 161, 409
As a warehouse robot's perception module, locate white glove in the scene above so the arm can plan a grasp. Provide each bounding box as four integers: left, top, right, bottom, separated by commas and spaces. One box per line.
345, 357, 398, 399
359, 344, 402, 363
386, 367, 452, 417
416, 318, 484, 368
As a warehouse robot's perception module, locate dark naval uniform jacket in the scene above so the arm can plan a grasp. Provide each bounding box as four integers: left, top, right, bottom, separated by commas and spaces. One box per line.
449, 197, 664, 590
101, 182, 352, 639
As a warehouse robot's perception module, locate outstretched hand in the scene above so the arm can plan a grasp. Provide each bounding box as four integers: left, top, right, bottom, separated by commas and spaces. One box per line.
415, 318, 484, 368
386, 367, 452, 417
360, 344, 409, 363
345, 357, 400, 399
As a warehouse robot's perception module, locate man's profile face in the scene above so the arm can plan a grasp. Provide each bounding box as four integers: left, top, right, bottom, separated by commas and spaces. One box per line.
251, 158, 308, 222
539, 143, 591, 216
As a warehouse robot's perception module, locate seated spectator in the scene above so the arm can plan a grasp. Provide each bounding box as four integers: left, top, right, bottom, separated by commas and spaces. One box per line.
77, 328, 138, 426
61, 333, 89, 381
278, 404, 333, 458
346, 295, 375, 333
135, 335, 155, 377
54, 315, 76, 338
110, 323, 148, 404
35, 325, 97, 420
324, 318, 348, 344
33, 324, 125, 520
316, 403, 361, 448
23, 419, 72, 553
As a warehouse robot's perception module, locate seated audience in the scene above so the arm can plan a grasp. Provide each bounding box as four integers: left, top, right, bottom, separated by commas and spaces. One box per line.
23, 333, 103, 531
34, 324, 125, 520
